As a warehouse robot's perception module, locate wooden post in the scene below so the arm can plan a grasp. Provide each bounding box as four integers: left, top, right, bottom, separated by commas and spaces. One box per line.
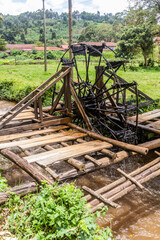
43, 0, 47, 72
68, 0, 72, 60
64, 71, 72, 115
95, 66, 105, 101
34, 100, 38, 119
38, 97, 43, 122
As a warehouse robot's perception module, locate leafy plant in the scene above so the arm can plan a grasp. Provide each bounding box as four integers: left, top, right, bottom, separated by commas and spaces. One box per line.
6, 183, 113, 240
0, 172, 9, 192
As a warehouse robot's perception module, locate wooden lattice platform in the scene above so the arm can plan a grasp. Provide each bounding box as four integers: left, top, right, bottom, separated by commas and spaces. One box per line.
83, 154, 160, 211
0, 112, 130, 182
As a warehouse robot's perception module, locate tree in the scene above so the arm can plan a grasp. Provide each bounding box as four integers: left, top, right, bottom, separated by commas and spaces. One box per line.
0, 38, 6, 51
78, 23, 121, 42
51, 31, 56, 39
21, 33, 25, 41
127, 0, 160, 25
116, 24, 155, 67
0, 16, 3, 25
78, 24, 97, 42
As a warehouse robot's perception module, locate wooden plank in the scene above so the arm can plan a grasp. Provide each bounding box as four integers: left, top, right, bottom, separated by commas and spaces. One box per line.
20, 132, 87, 150
0, 117, 72, 136
24, 140, 112, 166
138, 111, 160, 123
128, 109, 160, 123
128, 109, 160, 121
0, 125, 68, 143
0, 130, 80, 149
146, 120, 160, 129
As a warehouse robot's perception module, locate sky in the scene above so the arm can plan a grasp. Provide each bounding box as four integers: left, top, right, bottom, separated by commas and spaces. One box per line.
0, 0, 129, 15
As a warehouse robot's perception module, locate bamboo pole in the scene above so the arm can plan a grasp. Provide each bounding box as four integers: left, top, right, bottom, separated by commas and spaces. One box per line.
43, 0, 47, 72
85, 157, 160, 202
68, 123, 149, 155
68, 0, 73, 60
82, 186, 120, 208
90, 161, 160, 211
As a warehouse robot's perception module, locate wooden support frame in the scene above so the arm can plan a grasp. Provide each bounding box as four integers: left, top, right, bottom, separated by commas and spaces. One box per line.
0, 67, 71, 129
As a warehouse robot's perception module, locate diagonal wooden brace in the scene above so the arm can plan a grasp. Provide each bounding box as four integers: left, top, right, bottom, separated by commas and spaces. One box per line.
82, 185, 120, 208
117, 168, 144, 190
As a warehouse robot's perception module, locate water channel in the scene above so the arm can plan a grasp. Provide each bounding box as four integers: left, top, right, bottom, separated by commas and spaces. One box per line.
0, 101, 160, 240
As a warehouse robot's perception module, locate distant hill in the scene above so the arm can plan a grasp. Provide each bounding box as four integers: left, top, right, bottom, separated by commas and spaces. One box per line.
0, 10, 126, 46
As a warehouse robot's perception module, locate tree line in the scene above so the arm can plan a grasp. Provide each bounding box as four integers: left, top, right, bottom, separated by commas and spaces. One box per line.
0, 0, 160, 67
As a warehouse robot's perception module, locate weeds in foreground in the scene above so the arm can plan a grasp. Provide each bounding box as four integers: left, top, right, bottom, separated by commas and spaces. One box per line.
3, 182, 113, 240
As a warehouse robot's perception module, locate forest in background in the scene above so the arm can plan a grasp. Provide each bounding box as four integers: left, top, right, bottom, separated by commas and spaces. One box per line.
0, 9, 126, 46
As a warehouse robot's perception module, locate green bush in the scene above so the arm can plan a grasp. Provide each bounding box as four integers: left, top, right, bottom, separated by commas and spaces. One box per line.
32, 49, 38, 55
7, 183, 113, 240
0, 52, 8, 58
0, 172, 9, 192
11, 49, 23, 56
47, 50, 55, 59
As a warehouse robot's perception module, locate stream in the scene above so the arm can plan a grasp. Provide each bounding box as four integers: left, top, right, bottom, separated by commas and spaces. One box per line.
0, 100, 160, 240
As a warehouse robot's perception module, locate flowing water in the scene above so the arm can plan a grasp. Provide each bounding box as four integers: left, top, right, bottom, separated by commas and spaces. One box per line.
0, 101, 160, 239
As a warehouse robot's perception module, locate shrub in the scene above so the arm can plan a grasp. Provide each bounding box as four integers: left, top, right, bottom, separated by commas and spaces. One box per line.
0, 172, 9, 192
6, 183, 113, 240
11, 49, 23, 56
0, 52, 8, 58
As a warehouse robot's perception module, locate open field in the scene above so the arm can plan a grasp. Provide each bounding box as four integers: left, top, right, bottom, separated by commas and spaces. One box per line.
0, 62, 160, 102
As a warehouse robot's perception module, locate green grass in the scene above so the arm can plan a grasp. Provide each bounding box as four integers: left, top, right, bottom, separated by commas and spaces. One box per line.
118, 68, 160, 99
0, 62, 160, 103
0, 63, 59, 102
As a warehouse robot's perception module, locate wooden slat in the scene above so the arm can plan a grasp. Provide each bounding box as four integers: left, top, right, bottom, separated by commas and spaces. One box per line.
146, 120, 160, 129
0, 125, 68, 143
24, 140, 112, 166
0, 117, 72, 136
19, 132, 87, 150
0, 130, 80, 150
128, 109, 160, 123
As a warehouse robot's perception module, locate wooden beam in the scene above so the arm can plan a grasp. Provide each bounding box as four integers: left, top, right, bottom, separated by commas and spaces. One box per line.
82, 185, 120, 208
68, 123, 149, 155
117, 168, 144, 190
70, 83, 93, 130
0, 117, 72, 136
1, 149, 53, 185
